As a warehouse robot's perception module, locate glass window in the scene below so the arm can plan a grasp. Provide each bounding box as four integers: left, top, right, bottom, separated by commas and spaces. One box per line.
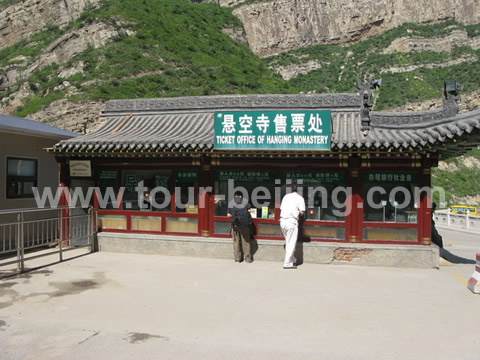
131, 216, 162, 231
97, 169, 120, 209
6, 157, 38, 199
362, 172, 418, 223
165, 217, 198, 233
303, 225, 345, 240
283, 171, 347, 222
214, 221, 231, 235
122, 169, 171, 211
175, 170, 198, 214
214, 170, 275, 219
256, 223, 283, 236
363, 227, 417, 242
99, 214, 127, 230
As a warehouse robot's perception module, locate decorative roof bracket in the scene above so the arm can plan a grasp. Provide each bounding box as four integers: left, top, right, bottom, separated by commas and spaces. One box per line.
442, 80, 460, 118
357, 76, 381, 134
361, 89, 372, 133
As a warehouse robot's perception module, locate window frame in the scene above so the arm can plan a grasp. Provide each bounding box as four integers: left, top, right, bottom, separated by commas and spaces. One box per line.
6, 156, 38, 199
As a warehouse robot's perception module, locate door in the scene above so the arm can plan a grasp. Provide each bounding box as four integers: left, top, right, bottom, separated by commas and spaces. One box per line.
69, 179, 95, 246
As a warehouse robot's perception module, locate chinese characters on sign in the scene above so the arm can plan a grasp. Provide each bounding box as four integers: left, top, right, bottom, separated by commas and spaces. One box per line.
69, 160, 92, 177
176, 170, 199, 183
126, 175, 137, 192
216, 171, 274, 182
363, 172, 417, 184
214, 110, 331, 150
154, 175, 168, 188
282, 172, 346, 185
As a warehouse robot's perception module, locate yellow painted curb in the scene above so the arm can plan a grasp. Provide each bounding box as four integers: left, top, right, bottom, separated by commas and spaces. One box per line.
440, 258, 455, 267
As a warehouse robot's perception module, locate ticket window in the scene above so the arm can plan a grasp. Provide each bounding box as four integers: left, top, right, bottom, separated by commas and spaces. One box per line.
174, 170, 199, 214
121, 169, 171, 212
214, 171, 276, 219
362, 172, 418, 223
282, 172, 347, 222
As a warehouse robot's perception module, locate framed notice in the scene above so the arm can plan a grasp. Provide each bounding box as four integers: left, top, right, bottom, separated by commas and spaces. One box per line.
69, 160, 91, 177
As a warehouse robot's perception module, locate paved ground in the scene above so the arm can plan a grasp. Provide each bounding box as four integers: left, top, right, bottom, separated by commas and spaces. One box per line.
0, 230, 479, 360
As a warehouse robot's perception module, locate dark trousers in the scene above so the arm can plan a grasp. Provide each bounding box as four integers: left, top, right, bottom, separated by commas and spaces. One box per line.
232, 225, 251, 261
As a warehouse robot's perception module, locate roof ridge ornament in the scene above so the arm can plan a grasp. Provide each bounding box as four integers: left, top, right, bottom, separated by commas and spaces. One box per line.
443, 80, 460, 118
357, 75, 381, 135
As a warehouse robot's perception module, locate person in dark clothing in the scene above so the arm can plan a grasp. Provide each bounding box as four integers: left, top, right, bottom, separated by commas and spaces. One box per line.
431, 202, 444, 249
227, 191, 253, 263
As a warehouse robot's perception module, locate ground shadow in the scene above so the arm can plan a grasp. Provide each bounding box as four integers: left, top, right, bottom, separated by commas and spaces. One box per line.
250, 221, 309, 265
294, 241, 304, 265
250, 237, 259, 258
0, 251, 93, 280
277, 237, 308, 266
441, 249, 476, 264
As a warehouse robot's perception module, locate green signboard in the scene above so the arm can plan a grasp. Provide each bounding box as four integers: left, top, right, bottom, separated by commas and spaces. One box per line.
283, 171, 346, 185
176, 170, 199, 183
214, 110, 331, 150
154, 175, 168, 187
98, 170, 118, 181
126, 175, 137, 192
216, 170, 274, 182
363, 172, 417, 184
98, 170, 119, 190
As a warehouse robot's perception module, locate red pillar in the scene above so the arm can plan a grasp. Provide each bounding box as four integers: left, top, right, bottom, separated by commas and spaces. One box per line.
199, 163, 213, 237
58, 182, 70, 247
347, 169, 362, 243
419, 167, 432, 245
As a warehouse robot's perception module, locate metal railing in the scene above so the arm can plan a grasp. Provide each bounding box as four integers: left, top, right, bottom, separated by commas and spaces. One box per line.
434, 210, 480, 232
0, 206, 95, 276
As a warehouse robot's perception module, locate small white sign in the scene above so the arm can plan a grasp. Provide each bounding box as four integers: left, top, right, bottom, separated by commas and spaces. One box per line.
69, 160, 91, 177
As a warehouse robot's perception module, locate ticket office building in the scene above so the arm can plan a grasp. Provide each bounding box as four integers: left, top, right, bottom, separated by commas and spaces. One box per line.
52, 93, 480, 246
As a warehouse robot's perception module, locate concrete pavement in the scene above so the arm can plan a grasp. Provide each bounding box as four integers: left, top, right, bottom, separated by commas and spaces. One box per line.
0, 231, 479, 360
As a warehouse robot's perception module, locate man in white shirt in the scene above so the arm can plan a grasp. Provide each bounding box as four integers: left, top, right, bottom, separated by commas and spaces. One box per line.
280, 184, 306, 269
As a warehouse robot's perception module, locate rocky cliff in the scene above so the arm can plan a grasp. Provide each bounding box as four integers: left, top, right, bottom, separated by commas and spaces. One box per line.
230, 0, 480, 57
0, 0, 101, 49
271, 28, 480, 80
0, 21, 133, 91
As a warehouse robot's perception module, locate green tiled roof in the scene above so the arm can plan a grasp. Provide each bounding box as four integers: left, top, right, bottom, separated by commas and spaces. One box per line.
51, 94, 480, 158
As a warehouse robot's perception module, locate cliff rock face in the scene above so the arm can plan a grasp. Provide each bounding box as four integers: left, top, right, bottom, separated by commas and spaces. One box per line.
29, 98, 105, 134
0, 0, 101, 49
232, 0, 480, 57
191, 0, 244, 6
274, 60, 322, 81
384, 30, 480, 53
0, 22, 129, 91
385, 90, 480, 114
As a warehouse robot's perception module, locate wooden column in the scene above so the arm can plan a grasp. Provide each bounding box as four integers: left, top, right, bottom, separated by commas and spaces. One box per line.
419, 167, 432, 245
58, 181, 70, 247
347, 163, 362, 243
199, 162, 213, 237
